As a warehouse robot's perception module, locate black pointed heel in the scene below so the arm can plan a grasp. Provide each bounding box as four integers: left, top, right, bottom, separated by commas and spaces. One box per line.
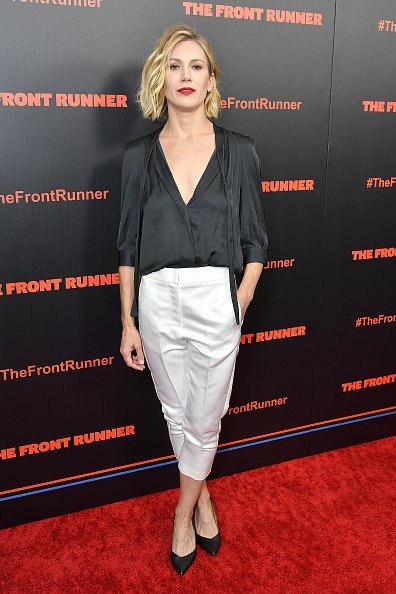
193, 496, 221, 556
170, 513, 197, 575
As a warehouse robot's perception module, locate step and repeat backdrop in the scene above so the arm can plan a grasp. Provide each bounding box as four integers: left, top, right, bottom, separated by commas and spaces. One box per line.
1, 1, 394, 529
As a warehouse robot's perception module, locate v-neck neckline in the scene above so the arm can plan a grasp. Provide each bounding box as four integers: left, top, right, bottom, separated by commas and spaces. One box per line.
157, 124, 219, 207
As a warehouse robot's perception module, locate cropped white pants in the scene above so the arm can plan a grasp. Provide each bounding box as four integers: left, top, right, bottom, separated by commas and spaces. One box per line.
138, 266, 243, 481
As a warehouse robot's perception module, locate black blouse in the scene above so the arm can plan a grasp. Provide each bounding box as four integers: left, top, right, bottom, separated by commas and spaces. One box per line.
139, 127, 228, 274
117, 122, 269, 325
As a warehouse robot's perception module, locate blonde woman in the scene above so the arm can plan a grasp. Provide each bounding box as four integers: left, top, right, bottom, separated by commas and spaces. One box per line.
117, 23, 268, 575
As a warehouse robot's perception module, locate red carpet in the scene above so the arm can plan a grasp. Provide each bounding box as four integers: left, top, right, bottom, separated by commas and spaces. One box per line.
0, 437, 394, 594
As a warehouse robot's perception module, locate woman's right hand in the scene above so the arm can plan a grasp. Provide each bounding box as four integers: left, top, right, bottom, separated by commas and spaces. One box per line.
120, 324, 146, 371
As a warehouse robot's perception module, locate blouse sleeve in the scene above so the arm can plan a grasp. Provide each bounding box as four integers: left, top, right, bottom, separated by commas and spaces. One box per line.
239, 137, 269, 266
116, 144, 142, 267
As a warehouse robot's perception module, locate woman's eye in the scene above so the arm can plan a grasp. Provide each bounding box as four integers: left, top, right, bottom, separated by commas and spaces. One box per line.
169, 64, 203, 70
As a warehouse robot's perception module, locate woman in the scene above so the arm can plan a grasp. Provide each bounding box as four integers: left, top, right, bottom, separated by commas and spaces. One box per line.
117, 23, 268, 575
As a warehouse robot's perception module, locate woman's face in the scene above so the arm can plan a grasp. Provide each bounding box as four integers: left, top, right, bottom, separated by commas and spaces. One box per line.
163, 39, 214, 113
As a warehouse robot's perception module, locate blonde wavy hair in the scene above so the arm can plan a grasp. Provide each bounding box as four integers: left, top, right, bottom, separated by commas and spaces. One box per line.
136, 22, 224, 121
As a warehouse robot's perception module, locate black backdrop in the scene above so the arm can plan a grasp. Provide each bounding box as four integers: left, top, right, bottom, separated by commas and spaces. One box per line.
1, 0, 394, 530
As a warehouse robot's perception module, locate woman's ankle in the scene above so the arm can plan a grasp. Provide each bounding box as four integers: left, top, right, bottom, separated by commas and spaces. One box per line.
174, 506, 193, 522
198, 487, 211, 506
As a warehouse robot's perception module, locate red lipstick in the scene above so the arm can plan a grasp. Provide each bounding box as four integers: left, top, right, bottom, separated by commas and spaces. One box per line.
177, 88, 196, 95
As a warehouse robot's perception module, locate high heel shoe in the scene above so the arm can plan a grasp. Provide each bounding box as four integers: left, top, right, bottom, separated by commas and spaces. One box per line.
170, 513, 197, 575
193, 495, 221, 556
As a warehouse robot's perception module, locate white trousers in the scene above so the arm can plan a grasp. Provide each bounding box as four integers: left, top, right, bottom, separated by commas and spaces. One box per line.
138, 266, 243, 481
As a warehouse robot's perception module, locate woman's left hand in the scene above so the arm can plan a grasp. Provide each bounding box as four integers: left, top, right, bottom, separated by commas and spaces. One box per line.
236, 288, 252, 321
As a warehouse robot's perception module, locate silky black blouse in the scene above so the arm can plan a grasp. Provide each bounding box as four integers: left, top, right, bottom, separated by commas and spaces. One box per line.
117, 122, 269, 325
139, 128, 229, 274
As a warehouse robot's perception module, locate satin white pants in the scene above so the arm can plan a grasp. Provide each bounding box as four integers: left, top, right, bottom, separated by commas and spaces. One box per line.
138, 266, 243, 481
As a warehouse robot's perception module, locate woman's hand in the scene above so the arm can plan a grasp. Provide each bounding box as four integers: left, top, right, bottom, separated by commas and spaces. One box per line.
236, 287, 252, 322
120, 324, 146, 371
237, 264, 263, 321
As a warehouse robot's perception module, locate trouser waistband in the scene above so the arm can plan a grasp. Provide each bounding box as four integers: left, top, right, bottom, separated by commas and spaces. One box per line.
144, 266, 229, 284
